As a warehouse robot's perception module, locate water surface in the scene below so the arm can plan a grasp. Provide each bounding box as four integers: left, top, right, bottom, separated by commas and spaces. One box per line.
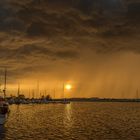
0, 102, 140, 140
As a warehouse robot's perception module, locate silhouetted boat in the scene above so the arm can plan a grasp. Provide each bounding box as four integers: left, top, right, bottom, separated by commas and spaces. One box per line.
0, 99, 9, 125
15, 83, 21, 105
0, 69, 9, 125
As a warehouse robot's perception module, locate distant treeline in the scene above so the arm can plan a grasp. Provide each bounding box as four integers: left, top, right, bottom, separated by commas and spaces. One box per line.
55, 98, 140, 102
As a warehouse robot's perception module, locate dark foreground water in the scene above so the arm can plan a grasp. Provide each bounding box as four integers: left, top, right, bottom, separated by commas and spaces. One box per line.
0, 102, 140, 140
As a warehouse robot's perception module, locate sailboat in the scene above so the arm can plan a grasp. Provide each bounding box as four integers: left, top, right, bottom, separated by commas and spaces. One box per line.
15, 83, 21, 105
0, 69, 9, 125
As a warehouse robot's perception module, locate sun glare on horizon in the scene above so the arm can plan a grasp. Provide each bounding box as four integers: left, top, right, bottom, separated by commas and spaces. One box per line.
65, 84, 72, 90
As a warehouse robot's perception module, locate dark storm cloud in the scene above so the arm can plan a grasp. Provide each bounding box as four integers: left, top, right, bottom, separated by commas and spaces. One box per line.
0, 0, 26, 34
0, 42, 79, 79
1, 0, 140, 37
0, 0, 140, 78
0, 44, 78, 61
127, 2, 140, 17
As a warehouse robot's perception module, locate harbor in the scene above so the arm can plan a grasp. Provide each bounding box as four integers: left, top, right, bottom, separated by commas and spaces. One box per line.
0, 69, 139, 140
0, 0, 140, 139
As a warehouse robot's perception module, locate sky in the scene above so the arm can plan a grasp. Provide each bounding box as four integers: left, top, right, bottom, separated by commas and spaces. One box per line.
0, 0, 140, 98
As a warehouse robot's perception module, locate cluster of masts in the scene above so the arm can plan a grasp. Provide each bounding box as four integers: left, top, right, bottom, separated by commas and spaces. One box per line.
0, 69, 57, 100
0, 69, 140, 100
16, 83, 56, 99
14, 81, 71, 99
8, 80, 71, 104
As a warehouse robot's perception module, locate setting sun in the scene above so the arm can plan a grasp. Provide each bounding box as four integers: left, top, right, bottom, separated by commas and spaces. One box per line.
65, 84, 72, 90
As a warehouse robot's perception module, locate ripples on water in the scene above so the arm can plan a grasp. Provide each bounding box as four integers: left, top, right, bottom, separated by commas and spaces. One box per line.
0, 102, 140, 140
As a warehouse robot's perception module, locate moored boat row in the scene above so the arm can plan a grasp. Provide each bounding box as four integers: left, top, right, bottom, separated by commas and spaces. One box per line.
8, 98, 70, 105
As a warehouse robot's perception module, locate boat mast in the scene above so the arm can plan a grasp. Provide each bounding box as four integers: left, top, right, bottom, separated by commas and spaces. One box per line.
37, 80, 39, 98
54, 88, 55, 99
28, 88, 31, 99
136, 89, 139, 99
32, 89, 35, 99
3, 68, 7, 98
0, 76, 2, 94
17, 83, 20, 97
63, 83, 65, 99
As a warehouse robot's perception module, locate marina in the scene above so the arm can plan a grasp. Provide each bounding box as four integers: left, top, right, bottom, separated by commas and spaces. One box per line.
0, 0, 140, 139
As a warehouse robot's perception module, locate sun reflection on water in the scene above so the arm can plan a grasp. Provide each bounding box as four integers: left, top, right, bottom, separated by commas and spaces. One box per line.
64, 104, 73, 129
